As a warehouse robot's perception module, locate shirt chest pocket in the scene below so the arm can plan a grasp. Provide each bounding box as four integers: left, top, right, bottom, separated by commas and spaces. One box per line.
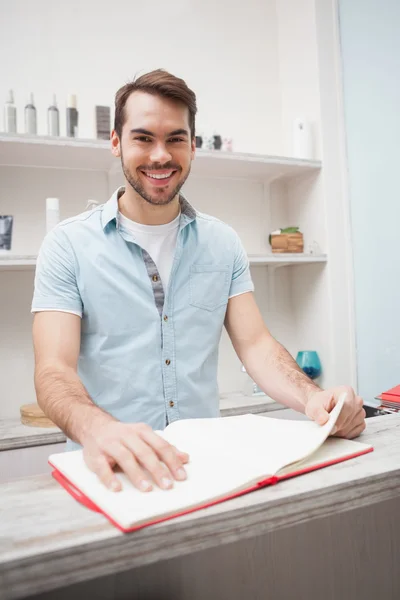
189, 264, 231, 312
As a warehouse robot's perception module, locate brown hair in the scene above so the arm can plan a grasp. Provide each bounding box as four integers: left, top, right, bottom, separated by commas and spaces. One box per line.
114, 69, 197, 140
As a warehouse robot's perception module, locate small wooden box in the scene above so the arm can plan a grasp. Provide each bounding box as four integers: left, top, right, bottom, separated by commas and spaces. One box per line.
270, 232, 304, 253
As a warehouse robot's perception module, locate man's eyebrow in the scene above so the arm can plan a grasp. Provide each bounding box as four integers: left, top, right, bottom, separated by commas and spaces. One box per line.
130, 128, 189, 137
130, 128, 155, 136
168, 129, 189, 137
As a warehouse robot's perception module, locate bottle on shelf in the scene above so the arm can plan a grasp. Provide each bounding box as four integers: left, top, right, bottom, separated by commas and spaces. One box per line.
24, 93, 37, 135
46, 198, 60, 233
47, 94, 60, 136
292, 117, 313, 160
66, 94, 79, 137
4, 90, 17, 133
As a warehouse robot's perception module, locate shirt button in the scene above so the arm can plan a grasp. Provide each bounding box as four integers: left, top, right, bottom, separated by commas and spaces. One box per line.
165, 359, 171, 365
169, 400, 174, 408
163, 315, 168, 322
152, 274, 158, 282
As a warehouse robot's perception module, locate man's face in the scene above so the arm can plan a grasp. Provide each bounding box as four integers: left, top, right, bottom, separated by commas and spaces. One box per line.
112, 91, 195, 206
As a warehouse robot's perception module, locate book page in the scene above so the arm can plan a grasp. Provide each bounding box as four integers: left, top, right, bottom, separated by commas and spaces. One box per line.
277, 437, 373, 477
161, 394, 346, 479
49, 449, 256, 530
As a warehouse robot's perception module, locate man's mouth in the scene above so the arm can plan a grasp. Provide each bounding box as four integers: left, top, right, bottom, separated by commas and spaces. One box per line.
140, 169, 178, 186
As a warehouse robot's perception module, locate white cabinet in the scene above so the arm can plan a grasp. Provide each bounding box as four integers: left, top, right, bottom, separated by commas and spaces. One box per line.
0, 442, 66, 484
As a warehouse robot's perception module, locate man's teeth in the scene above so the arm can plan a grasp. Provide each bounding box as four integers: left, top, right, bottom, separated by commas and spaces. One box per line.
145, 171, 174, 180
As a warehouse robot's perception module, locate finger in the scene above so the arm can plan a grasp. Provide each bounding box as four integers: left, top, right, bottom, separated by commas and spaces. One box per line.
340, 420, 366, 440
306, 398, 330, 425
125, 436, 177, 490
140, 429, 189, 482
335, 392, 361, 431
334, 411, 366, 439
174, 447, 190, 463
107, 442, 154, 492
356, 396, 364, 409
338, 399, 366, 432
84, 452, 122, 492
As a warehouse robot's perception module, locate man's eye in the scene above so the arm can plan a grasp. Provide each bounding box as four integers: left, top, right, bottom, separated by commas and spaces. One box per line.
135, 136, 152, 142
169, 137, 185, 143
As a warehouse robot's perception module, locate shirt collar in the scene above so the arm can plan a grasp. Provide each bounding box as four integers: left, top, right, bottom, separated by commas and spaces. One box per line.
101, 187, 197, 230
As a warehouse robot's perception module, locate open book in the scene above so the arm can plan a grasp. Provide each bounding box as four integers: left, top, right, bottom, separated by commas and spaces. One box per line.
49, 396, 373, 533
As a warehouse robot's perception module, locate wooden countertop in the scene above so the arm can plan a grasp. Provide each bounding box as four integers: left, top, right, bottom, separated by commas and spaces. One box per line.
0, 413, 398, 600
0, 393, 283, 452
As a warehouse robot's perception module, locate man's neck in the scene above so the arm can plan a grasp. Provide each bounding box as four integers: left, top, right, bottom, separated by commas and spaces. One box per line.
118, 187, 180, 225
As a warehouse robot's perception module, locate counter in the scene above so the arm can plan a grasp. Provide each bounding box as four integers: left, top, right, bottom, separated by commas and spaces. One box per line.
0, 413, 399, 600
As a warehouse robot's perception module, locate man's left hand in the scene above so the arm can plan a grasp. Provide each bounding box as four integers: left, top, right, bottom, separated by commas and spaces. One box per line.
305, 386, 366, 439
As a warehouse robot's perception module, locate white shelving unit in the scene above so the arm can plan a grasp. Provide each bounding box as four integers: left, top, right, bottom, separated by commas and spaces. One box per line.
0, 252, 328, 272
248, 254, 327, 267
0, 134, 321, 182
0, 133, 331, 416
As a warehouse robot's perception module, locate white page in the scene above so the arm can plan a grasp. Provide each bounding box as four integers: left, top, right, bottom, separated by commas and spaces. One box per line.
49, 449, 255, 529
161, 394, 346, 479
276, 437, 372, 477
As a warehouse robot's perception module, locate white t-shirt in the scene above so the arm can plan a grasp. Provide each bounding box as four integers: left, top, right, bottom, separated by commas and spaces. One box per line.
118, 211, 180, 292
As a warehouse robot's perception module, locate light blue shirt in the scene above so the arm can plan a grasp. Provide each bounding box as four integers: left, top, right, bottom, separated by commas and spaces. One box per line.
32, 188, 254, 450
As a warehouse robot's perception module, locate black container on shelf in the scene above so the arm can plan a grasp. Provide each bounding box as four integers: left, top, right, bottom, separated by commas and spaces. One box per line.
213, 134, 222, 150
0, 216, 13, 250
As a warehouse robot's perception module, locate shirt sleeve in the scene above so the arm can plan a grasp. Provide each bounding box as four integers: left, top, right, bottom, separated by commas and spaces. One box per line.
31, 227, 83, 317
228, 232, 254, 298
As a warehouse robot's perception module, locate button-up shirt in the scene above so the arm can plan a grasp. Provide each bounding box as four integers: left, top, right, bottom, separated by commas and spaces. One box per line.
32, 188, 254, 450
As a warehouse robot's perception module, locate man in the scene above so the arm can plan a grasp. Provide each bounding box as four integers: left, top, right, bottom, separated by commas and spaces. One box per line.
32, 69, 365, 494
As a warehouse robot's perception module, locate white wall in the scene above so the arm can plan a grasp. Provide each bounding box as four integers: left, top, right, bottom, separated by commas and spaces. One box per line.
338, 0, 400, 398
0, 0, 283, 155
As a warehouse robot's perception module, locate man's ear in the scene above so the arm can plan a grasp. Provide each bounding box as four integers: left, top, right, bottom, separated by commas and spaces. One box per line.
111, 130, 121, 157
191, 136, 196, 160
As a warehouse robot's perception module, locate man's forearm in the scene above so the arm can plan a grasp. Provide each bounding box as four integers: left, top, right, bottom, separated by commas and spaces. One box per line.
34, 364, 116, 444
241, 334, 321, 412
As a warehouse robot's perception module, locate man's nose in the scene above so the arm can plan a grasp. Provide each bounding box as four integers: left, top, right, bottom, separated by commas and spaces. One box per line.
150, 143, 172, 165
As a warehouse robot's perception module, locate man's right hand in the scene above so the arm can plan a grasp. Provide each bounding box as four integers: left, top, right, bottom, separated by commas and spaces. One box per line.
82, 421, 189, 493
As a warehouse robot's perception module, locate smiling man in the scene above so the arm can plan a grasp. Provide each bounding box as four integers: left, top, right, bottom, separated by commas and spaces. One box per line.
32, 69, 366, 494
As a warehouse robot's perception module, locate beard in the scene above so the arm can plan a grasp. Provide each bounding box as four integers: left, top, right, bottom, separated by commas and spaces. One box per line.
121, 152, 191, 206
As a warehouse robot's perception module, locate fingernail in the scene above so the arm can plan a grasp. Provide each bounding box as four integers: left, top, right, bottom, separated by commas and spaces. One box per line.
139, 479, 152, 492
110, 480, 121, 492
176, 468, 187, 480
161, 477, 173, 489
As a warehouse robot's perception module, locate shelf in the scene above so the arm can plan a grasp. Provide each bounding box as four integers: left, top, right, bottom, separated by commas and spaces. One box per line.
0, 134, 114, 172
0, 253, 327, 272
248, 254, 327, 267
0, 134, 321, 182
192, 151, 321, 182
0, 255, 37, 271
